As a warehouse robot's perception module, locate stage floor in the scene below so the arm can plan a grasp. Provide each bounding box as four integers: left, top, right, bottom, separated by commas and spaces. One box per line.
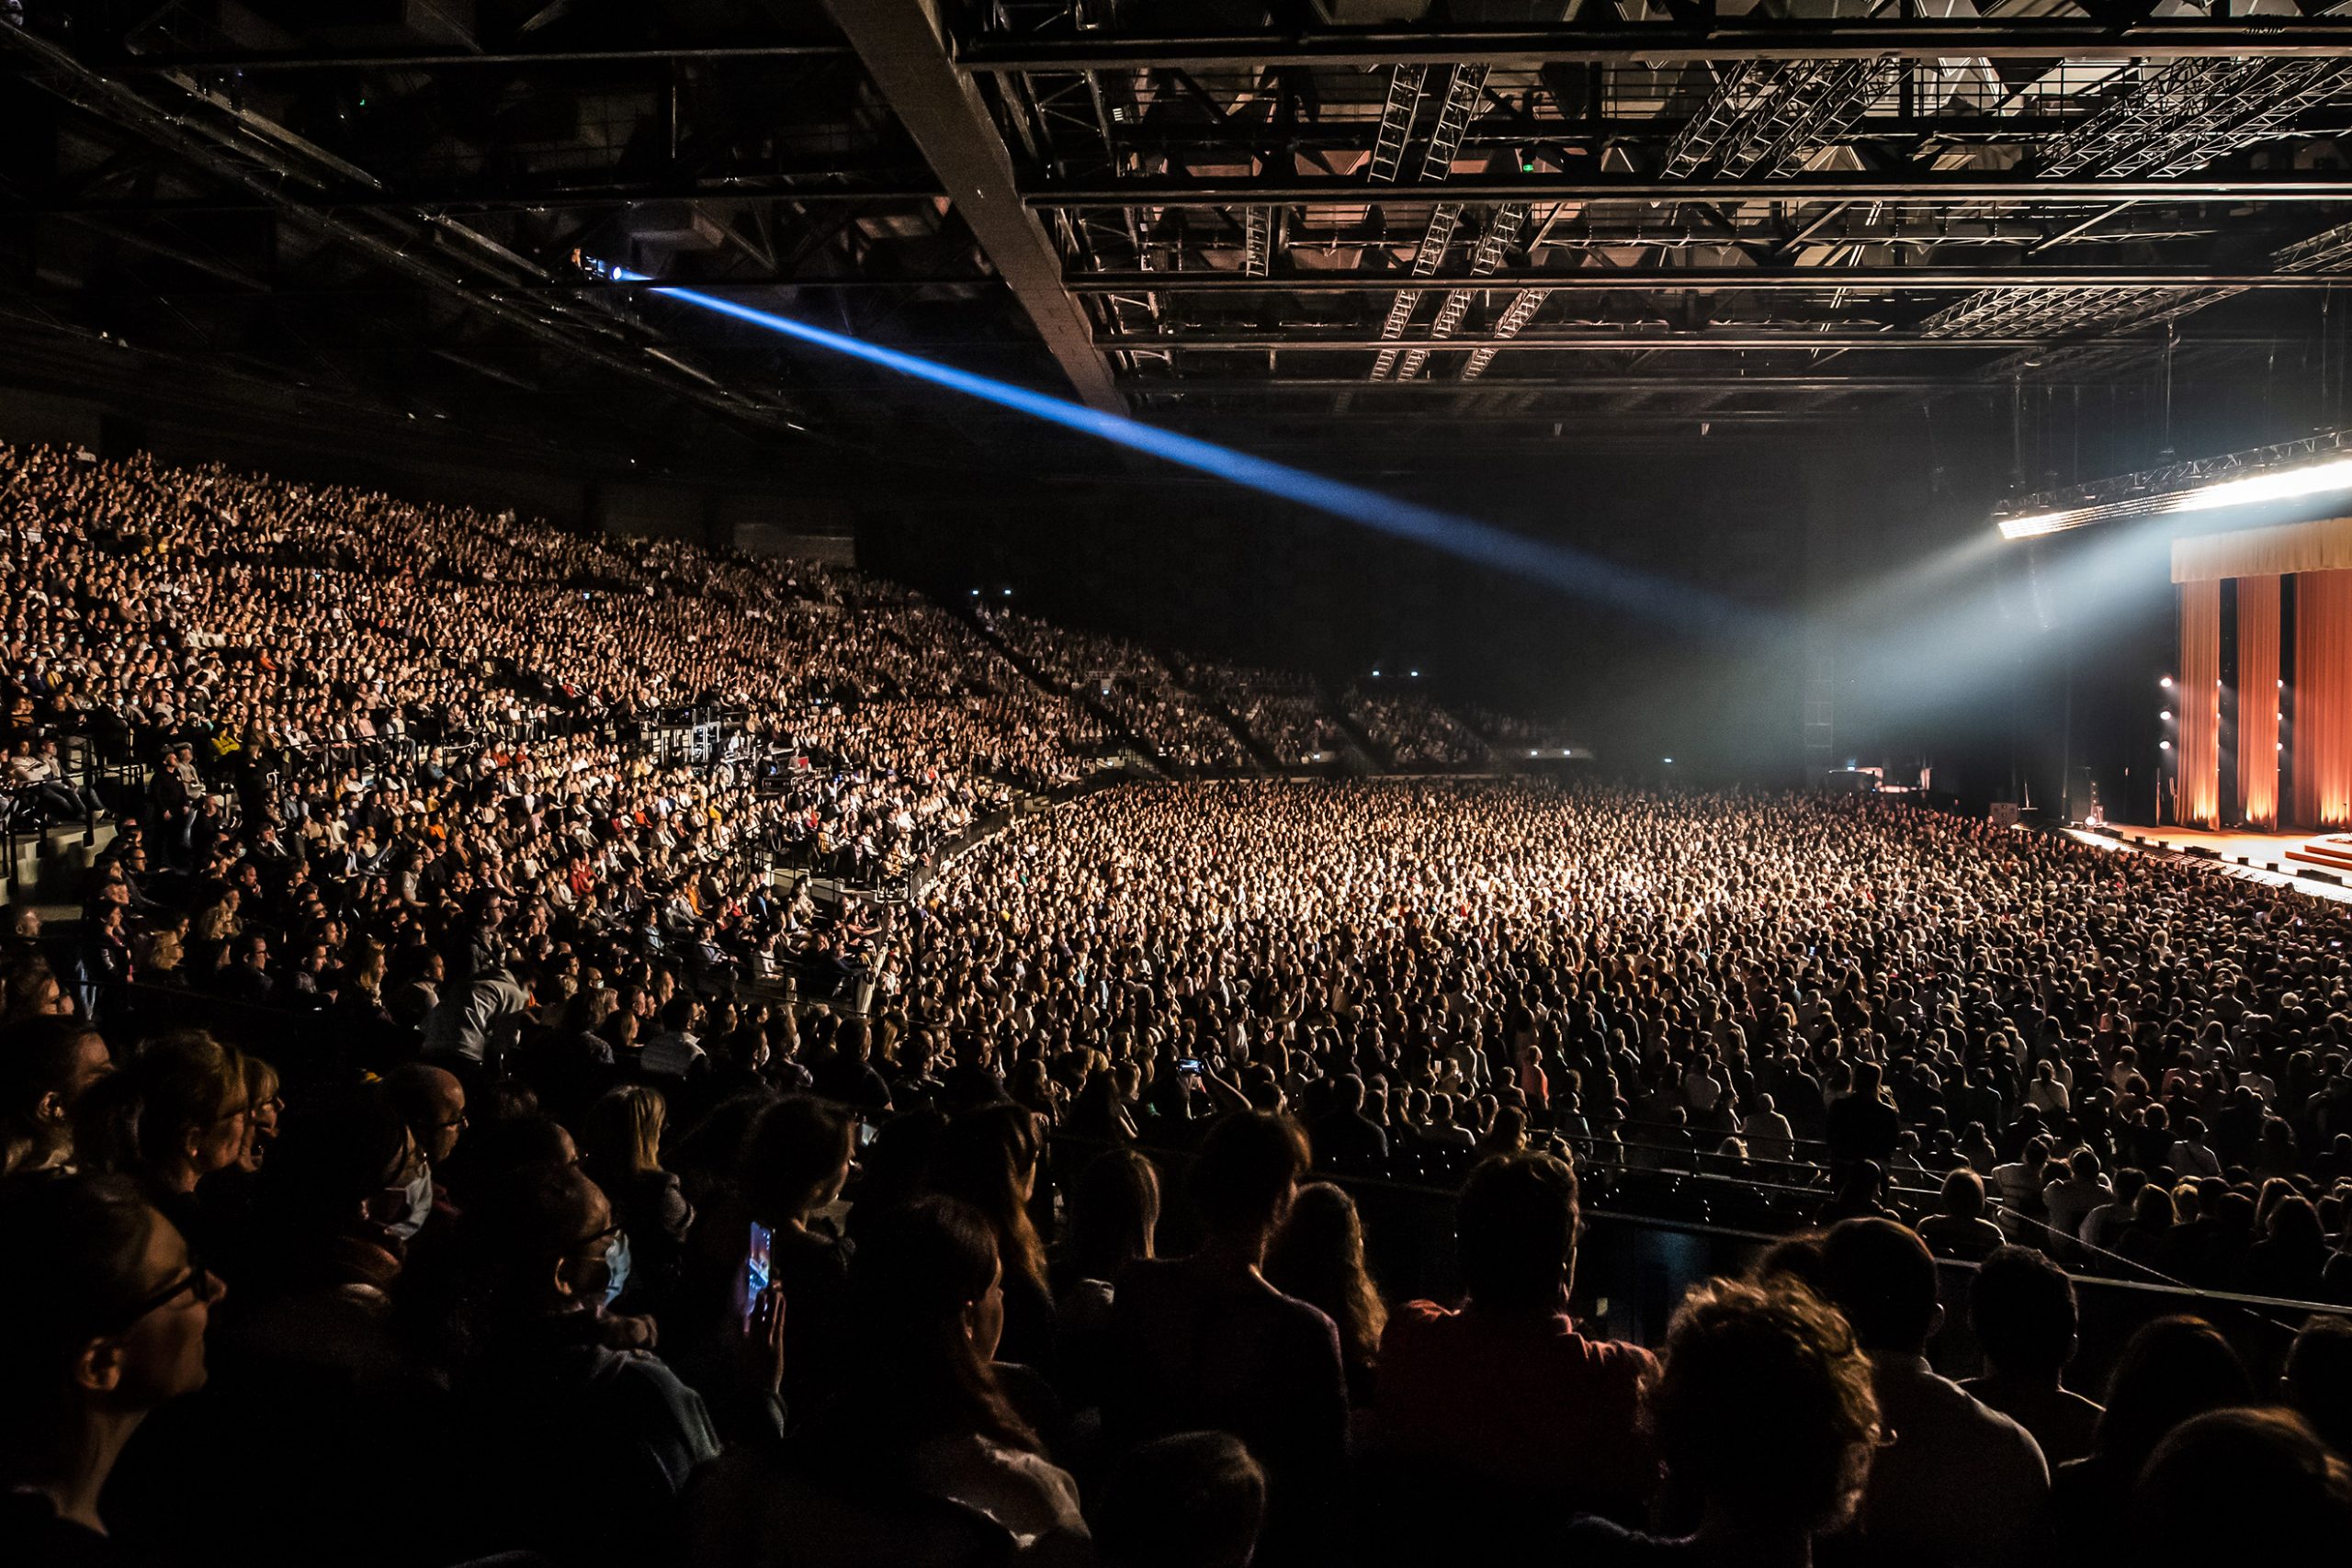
2065, 824, 2352, 902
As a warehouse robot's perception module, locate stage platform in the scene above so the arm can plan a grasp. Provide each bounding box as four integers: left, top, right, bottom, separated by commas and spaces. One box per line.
2064, 824, 2352, 903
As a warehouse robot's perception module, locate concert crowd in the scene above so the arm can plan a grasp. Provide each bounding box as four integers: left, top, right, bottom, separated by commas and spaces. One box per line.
2, 446, 2350, 1567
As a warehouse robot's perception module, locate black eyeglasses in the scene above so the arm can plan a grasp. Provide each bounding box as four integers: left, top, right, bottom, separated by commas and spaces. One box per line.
110, 1257, 221, 1332
424, 1111, 469, 1131
568, 1221, 621, 1258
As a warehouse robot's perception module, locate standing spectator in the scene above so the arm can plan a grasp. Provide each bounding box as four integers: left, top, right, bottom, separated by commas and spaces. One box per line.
1815, 1218, 2050, 1568
1825, 1061, 1902, 1174
1265, 1182, 1385, 1408
1105, 1111, 1346, 1566
2047, 1314, 2253, 1558
1374, 1152, 1659, 1529
1962, 1246, 2105, 1466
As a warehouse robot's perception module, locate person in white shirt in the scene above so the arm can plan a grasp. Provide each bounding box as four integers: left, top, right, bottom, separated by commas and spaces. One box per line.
2040, 1151, 2113, 1258
639, 996, 706, 1078
2168, 1116, 2224, 1179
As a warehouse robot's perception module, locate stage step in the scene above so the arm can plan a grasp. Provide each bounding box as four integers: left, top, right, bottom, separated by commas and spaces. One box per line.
2287, 840, 2352, 874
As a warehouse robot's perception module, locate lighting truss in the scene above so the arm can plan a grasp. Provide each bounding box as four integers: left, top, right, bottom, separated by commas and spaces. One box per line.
1366, 65, 1426, 184
1962, 212, 2352, 379
1364, 202, 1464, 382
1462, 286, 1554, 381
1660, 62, 1770, 181
1241, 206, 1273, 277
1354, 64, 1492, 392
2039, 57, 2352, 180
1391, 203, 1529, 380
1996, 429, 2352, 537
1658, 57, 1896, 183
1419, 63, 1491, 180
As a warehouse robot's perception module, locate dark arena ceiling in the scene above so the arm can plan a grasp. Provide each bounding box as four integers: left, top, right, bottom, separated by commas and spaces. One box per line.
8, 1, 2352, 478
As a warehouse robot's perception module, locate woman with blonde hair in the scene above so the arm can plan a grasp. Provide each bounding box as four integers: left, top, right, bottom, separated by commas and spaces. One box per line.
580, 1084, 693, 1306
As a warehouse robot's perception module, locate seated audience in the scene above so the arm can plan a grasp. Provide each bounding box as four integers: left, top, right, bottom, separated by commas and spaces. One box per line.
0, 1172, 220, 1556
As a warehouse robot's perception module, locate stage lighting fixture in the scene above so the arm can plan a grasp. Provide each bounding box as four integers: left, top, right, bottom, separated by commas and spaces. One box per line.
1995, 431, 2352, 540
2160, 739, 2173, 750
2160, 710, 2172, 720
2160, 676, 2174, 688
580, 256, 1767, 634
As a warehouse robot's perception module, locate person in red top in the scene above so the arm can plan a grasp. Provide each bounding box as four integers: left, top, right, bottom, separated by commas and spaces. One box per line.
1373, 1151, 1658, 1531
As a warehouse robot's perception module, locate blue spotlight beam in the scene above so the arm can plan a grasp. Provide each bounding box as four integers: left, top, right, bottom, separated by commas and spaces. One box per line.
597, 262, 1772, 637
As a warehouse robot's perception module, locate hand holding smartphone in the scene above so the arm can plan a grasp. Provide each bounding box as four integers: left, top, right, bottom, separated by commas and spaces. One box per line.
744, 1220, 773, 1326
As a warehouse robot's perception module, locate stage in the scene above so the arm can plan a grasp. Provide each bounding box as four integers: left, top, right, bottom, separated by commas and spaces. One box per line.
2064, 823, 2352, 903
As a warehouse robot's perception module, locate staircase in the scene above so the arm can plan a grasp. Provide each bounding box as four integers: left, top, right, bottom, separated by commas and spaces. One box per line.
957, 606, 1170, 779
1322, 688, 1388, 774
1161, 666, 1281, 775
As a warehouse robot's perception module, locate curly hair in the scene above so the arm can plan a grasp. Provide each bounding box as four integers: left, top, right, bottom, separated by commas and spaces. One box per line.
1645, 1275, 1882, 1533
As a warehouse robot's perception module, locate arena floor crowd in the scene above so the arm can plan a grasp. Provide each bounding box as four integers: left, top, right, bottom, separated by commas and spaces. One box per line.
3, 445, 2350, 1568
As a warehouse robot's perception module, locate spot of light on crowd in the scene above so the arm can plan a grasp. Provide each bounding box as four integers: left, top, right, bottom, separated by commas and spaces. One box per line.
587, 258, 1774, 637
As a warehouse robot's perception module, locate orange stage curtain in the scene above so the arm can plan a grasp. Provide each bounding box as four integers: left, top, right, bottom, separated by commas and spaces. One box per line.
2296, 570, 2352, 829
2178, 580, 2222, 828
2238, 575, 2281, 829
2175, 514, 2352, 582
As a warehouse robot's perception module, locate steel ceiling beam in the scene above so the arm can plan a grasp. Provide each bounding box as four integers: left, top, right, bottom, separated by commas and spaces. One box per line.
2, 186, 949, 219
1116, 376, 2186, 393
827, 0, 1122, 413
1102, 331, 2286, 352
1061, 267, 2352, 292
957, 25, 2352, 71
1026, 175, 2352, 207
0, 25, 820, 437
92, 45, 857, 72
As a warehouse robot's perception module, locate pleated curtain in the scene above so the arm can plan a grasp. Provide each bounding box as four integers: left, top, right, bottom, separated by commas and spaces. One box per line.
2237, 575, 2281, 829
2295, 569, 2352, 829
2178, 579, 2222, 829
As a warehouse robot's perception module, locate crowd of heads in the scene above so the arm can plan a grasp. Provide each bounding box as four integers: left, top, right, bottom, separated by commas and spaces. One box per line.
1338, 687, 1488, 769
8, 445, 2352, 1564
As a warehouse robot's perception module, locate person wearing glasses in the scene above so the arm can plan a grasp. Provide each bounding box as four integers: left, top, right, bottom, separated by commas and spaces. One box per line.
449, 1160, 769, 1567
381, 1064, 467, 1240
0, 1171, 222, 1558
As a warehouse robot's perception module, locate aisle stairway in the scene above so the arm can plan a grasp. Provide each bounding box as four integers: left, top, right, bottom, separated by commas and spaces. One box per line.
956, 604, 1170, 779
